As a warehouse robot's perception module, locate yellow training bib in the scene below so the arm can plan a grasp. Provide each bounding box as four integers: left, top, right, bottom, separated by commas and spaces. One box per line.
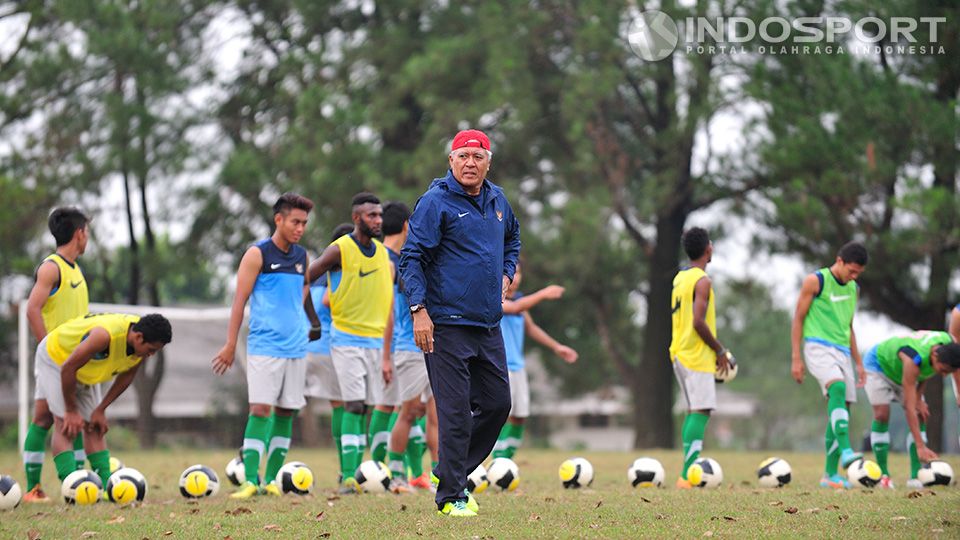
46, 313, 142, 385
40, 254, 89, 332
329, 235, 393, 338
669, 267, 717, 373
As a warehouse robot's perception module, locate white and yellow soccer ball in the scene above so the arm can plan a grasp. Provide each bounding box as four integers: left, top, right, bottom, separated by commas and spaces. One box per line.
628, 457, 665, 488
62, 469, 103, 505
559, 457, 594, 489
106, 467, 147, 505
277, 461, 314, 495
467, 464, 489, 494
109, 456, 124, 474
757, 457, 792, 488
687, 457, 723, 488
179, 465, 220, 498
355, 460, 392, 493
487, 457, 520, 492
847, 459, 882, 488
0, 475, 23, 510
917, 461, 955, 487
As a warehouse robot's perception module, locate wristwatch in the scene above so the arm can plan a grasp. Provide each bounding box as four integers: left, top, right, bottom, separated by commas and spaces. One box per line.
410, 304, 426, 313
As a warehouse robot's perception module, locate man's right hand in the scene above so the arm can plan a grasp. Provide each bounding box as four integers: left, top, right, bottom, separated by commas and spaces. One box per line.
539, 285, 565, 300
212, 344, 236, 376
62, 410, 84, 439
917, 445, 938, 463
791, 354, 805, 384
413, 309, 434, 354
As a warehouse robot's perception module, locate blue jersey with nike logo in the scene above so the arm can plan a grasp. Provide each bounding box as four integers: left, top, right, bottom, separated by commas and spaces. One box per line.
248, 238, 308, 358
305, 270, 342, 355
501, 292, 525, 372
388, 248, 419, 352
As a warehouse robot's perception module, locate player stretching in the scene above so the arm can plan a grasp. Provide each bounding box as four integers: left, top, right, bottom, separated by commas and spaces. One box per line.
863, 332, 960, 488
213, 193, 316, 499
23, 207, 91, 503
670, 227, 733, 489
307, 193, 393, 494
791, 241, 868, 489
492, 261, 577, 459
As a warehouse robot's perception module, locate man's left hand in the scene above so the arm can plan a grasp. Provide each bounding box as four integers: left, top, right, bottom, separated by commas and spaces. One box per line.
308, 325, 322, 341
856, 364, 866, 388
917, 399, 930, 422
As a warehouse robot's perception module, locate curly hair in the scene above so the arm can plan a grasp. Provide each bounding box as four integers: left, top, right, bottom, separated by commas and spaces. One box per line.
133, 314, 172, 344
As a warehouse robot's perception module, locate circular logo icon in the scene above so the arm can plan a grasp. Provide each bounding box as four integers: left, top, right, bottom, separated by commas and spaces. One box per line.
627, 10, 679, 62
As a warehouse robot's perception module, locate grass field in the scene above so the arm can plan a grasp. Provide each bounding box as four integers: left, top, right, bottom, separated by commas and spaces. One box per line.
0, 448, 957, 539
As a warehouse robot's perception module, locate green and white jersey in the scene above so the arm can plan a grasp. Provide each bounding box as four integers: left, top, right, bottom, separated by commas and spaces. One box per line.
802, 267, 858, 354
871, 331, 952, 385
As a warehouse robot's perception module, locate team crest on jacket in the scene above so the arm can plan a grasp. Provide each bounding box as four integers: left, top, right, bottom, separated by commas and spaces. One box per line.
496, 210, 503, 221
295, 263, 304, 274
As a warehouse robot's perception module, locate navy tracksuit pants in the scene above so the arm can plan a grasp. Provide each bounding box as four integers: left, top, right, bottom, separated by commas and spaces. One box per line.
426, 324, 511, 508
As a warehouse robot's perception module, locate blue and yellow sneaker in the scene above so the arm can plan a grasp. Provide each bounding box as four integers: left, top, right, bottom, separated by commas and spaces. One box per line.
839, 449, 863, 469
464, 490, 479, 514
819, 474, 851, 489
262, 483, 282, 496
339, 477, 361, 495
230, 481, 260, 499
438, 499, 477, 517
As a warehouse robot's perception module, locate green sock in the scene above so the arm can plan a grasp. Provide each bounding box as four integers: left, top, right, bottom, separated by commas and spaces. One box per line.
241, 414, 271, 486
824, 422, 839, 477
491, 423, 511, 459
87, 450, 111, 486
23, 423, 49, 491
264, 413, 294, 484
72, 433, 86, 465
827, 382, 851, 452
406, 418, 426, 478
907, 424, 927, 479
681, 412, 709, 480
331, 406, 344, 475
53, 451, 77, 482
388, 450, 406, 479
871, 421, 890, 476
506, 423, 525, 459
368, 409, 392, 464
341, 411, 366, 479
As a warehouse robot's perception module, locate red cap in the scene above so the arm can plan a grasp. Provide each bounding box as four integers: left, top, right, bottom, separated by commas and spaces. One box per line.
451, 129, 491, 152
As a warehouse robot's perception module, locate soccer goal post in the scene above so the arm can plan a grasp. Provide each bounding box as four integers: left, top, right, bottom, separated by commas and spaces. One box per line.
17, 302, 239, 449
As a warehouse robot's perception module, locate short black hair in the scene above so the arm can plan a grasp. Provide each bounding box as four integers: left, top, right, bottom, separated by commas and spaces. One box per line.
273, 193, 314, 216
838, 241, 868, 266
937, 343, 960, 370
351, 192, 380, 208
682, 227, 710, 260
331, 222, 354, 242
49, 207, 89, 246
382, 202, 410, 236
133, 314, 172, 344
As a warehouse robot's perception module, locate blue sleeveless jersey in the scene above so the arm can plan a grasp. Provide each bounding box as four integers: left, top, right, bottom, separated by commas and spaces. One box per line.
247, 238, 309, 358
501, 291, 525, 372
305, 271, 342, 355
389, 248, 419, 352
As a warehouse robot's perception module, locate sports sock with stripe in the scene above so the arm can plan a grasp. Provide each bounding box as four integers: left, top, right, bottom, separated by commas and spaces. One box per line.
506, 423, 525, 459
341, 411, 366, 479
73, 433, 86, 465
264, 413, 293, 484
368, 409, 392, 463
23, 423, 49, 491
827, 382, 852, 452
681, 412, 709, 480
87, 450, 112, 486
907, 423, 927, 479
241, 414, 271, 486
406, 418, 426, 478
53, 450, 77, 482
870, 420, 890, 476
331, 406, 344, 474
824, 421, 839, 477
491, 423, 511, 459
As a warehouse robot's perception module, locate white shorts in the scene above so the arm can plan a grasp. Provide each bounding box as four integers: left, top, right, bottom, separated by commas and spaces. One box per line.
803, 341, 857, 402
380, 353, 401, 407
864, 371, 904, 406
508, 367, 530, 418
673, 360, 716, 411
395, 350, 431, 403
246, 355, 307, 410
34, 339, 103, 421
304, 353, 341, 401
331, 346, 383, 405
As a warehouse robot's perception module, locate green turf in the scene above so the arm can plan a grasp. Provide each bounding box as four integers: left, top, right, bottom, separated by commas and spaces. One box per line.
0, 448, 956, 538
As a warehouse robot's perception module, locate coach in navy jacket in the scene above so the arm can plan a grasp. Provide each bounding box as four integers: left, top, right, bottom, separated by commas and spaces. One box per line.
400, 129, 520, 514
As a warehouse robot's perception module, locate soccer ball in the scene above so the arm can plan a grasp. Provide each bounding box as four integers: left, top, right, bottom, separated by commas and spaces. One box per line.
106, 467, 147, 505
225, 456, 245, 486
354, 460, 391, 493
628, 457, 665, 488
715, 356, 739, 383
277, 461, 314, 495
757, 457, 792, 488
179, 465, 220, 498
559, 457, 594, 489
109, 456, 124, 474
467, 464, 489, 494
62, 469, 103, 505
0, 475, 22, 510
486, 457, 520, 492
687, 457, 723, 488
917, 461, 955, 487
846, 459, 882, 488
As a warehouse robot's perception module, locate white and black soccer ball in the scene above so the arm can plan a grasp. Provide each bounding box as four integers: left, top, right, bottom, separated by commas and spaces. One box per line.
106, 467, 147, 505
179, 464, 220, 498
687, 457, 723, 488
917, 461, 955, 487
354, 460, 391, 493
558, 457, 594, 489
277, 461, 314, 495
62, 469, 103, 505
467, 464, 489, 494
225, 454, 261, 487
757, 457, 792, 488
847, 459, 882, 488
486, 457, 520, 492
0, 475, 22, 510
627, 457, 665, 488
109, 456, 124, 474
715, 355, 739, 383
